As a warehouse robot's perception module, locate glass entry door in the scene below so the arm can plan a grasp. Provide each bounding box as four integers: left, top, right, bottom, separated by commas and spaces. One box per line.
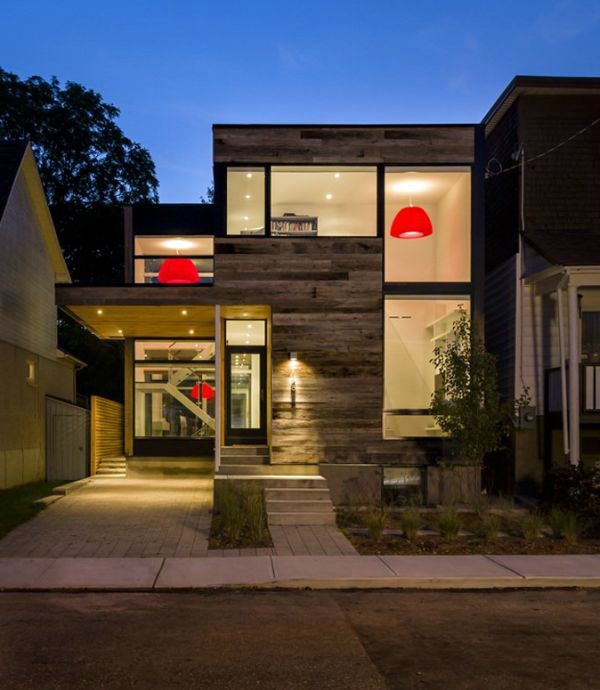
225, 346, 266, 444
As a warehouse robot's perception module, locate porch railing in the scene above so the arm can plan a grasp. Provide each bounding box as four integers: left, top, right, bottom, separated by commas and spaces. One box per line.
546, 365, 600, 413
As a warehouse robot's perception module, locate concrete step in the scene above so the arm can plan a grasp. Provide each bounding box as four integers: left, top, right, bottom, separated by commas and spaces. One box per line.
219, 456, 270, 466
220, 446, 270, 456
217, 464, 319, 476
266, 499, 334, 514
267, 512, 337, 526
98, 462, 126, 469
101, 456, 126, 462
265, 488, 331, 501
215, 475, 327, 489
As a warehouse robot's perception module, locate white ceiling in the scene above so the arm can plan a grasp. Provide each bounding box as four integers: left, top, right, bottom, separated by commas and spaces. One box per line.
134, 236, 214, 256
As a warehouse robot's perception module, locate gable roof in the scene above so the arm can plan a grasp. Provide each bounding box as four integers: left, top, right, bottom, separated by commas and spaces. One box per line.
0, 140, 28, 220
0, 141, 70, 282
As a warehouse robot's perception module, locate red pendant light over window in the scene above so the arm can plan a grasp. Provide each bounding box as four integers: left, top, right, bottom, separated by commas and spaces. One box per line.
158, 258, 199, 284
390, 206, 433, 239
191, 382, 215, 401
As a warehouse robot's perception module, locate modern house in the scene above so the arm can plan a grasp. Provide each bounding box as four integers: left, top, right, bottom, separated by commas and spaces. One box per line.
55, 74, 600, 503
57, 123, 482, 504
484, 75, 600, 495
0, 141, 82, 489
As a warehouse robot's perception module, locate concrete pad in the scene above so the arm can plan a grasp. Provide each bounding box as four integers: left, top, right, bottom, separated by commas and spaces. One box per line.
52, 477, 92, 495
488, 555, 600, 580
381, 555, 522, 585
0, 558, 56, 588
156, 557, 274, 588
272, 555, 395, 587
36, 558, 163, 589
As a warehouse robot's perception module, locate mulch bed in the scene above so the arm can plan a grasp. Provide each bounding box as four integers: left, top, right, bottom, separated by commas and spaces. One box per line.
208, 517, 273, 550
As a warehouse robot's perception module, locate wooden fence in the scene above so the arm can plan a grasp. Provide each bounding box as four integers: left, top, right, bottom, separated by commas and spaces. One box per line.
90, 396, 124, 475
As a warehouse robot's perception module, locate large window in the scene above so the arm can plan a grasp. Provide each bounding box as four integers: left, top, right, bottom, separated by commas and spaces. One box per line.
384, 297, 469, 438
271, 166, 376, 236
227, 168, 265, 235
134, 236, 214, 284
134, 340, 215, 439
385, 168, 471, 282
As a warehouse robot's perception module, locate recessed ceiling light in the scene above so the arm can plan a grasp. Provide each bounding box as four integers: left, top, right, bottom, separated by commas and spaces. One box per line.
97, 309, 103, 315
246, 172, 253, 178
247, 324, 252, 329
245, 194, 251, 199
181, 309, 188, 315
325, 193, 333, 200
189, 329, 194, 335
117, 328, 123, 334
243, 216, 249, 221
334, 173, 340, 178
163, 238, 194, 250
393, 179, 430, 194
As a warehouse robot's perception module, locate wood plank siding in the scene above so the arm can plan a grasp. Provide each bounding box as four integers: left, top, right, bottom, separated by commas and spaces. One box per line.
213, 125, 475, 164
90, 395, 124, 474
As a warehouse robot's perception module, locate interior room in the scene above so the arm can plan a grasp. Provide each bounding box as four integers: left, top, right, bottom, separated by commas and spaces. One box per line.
133, 235, 214, 284
227, 168, 266, 235
270, 166, 377, 236
383, 297, 469, 438
385, 169, 471, 282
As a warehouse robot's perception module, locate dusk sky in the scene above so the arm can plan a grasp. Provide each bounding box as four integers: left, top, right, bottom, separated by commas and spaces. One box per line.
4, 0, 600, 201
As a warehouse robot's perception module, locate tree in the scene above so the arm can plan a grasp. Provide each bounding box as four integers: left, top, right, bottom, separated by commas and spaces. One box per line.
0, 68, 160, 399
430, 308, 512, 466
0, 67, 159, 283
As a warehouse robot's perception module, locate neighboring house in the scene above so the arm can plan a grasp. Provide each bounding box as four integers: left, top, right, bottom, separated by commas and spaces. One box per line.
57, 125, 482, 503
484, 75, 600, 495
0, 141, 81, 489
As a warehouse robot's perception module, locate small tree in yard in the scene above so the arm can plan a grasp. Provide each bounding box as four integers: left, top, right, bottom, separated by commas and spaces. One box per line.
430, 308, 512, 467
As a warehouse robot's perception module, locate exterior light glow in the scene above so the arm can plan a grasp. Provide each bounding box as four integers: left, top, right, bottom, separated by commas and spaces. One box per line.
245, 194, 251, 199
181, 309, 188, 315
334, 173, 340, 178
97, 309, 103, 315
325, 193, 333, 200
246, 172, 253, 178
189, 329, 195, 335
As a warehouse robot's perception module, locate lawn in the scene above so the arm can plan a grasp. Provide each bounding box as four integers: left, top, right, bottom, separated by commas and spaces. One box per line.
0, 482, 61, 539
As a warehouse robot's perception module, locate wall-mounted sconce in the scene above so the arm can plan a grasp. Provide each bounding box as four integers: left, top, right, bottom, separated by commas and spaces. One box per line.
289, 352, 297, 407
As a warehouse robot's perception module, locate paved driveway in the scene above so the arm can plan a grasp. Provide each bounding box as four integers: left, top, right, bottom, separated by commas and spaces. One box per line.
0, 478, 213, 558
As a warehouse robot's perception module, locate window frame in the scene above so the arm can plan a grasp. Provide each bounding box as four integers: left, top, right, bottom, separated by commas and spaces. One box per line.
132, 235, 215, 286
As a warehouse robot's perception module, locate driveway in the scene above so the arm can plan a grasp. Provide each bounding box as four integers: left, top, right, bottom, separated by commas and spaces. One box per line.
0, 477, 213, 558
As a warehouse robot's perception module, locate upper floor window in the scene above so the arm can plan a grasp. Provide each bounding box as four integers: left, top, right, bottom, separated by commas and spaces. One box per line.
227, 168, 265, 235
385, 168, 471, 282
271, 166, 376, 237
134, 235, 214, 284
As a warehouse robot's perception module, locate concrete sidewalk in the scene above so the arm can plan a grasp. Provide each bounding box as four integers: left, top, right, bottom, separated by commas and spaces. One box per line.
2, 554, 600, 590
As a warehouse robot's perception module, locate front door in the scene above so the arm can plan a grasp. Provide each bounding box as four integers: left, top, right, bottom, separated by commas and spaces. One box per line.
225, 346, 267, 444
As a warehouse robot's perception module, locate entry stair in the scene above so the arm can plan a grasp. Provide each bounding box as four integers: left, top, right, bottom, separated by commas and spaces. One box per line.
95, 456, 127, 478
217, 446, 335, 526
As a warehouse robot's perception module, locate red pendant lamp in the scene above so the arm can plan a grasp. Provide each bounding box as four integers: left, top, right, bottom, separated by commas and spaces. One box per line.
390, 206, 433, 239
158, 258, 199, 284
191, 382, 215, 401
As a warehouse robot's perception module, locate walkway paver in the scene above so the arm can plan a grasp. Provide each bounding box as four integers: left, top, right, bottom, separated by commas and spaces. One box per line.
0, 478, 213, 558
269, 525, 357, 556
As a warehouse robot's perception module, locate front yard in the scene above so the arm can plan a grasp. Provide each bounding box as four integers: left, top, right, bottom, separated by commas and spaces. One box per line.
0, 482, 61, 539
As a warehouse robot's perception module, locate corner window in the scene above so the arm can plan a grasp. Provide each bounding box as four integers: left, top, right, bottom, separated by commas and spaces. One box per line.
385, 168, 471, 282
227, 168, 265, 235
271, 166, 376, 236
133, 236, 214, 284
383, 297, 469, 438
134, 340, 215, 439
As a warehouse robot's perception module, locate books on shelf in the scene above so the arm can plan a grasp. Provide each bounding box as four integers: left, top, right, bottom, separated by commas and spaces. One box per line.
271, 214, 318, 236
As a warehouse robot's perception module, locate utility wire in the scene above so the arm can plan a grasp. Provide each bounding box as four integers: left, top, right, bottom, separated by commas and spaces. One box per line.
486, 115, 600, 178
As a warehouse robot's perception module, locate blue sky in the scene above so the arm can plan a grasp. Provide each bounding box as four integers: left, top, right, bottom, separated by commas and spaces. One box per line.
3, 1, 600, 201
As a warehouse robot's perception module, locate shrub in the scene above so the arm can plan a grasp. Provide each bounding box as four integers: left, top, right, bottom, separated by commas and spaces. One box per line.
437, 508, 462, 541
400, 509, 423, 542
217, 482, 244, 542
479, 513, 502, 542
542, 466, 600, 535
519, 513, 544, 542
548, 508, 581, 543
363, 506, 389, 541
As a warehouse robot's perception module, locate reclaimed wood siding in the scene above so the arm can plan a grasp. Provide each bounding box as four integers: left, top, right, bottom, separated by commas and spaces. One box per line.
215, 238, 422, 466
214, 126, 475, 164
90, 396, 124, 474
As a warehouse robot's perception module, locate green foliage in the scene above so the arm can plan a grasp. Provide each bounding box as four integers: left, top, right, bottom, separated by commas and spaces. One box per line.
215, 481, 269, 545
436, 508, 462, 541
518, 513, 544, 542
430, 308, 513, 466
399, 509, 423, 542
547, 508, 581, 543
479, 513, 502, 542
363, 506, 389, 541
542, 466, 600, 535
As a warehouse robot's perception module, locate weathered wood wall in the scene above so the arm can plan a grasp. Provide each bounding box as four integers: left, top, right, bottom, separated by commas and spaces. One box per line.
91, 396, 124, 474
214, 125, 475, 164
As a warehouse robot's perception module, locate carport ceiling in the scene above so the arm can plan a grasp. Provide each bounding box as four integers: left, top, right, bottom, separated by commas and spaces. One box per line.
64, 305, 216, 339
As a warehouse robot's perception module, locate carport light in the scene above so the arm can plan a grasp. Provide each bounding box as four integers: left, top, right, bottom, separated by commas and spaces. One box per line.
97, 309, 103, 315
